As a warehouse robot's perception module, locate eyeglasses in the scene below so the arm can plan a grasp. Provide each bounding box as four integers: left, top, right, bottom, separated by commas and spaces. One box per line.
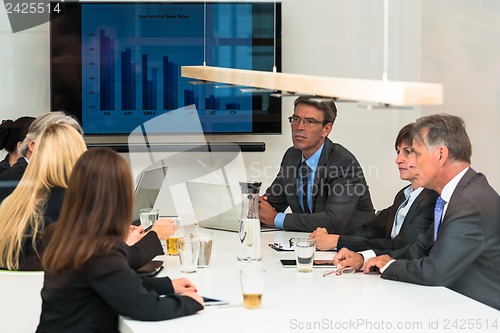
288, 116, 327, 127
323, 266, 356, 277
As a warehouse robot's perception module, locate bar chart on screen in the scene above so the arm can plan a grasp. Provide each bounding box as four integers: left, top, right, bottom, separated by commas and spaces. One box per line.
79, 3, 267, 134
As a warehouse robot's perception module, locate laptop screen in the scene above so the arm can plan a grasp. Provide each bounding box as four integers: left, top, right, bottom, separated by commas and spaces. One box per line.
132, 165, 168, 223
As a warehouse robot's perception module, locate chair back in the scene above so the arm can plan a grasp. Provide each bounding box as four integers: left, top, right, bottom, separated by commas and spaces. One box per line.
0, 270, 44, 333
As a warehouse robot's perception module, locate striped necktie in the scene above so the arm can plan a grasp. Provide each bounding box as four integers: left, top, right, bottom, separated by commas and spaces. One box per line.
433, 196, 447, 240
300, 161, 310, 213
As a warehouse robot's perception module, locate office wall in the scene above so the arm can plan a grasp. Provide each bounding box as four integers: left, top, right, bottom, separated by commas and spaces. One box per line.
421, 0, 500, 195
1, 1, 498, 220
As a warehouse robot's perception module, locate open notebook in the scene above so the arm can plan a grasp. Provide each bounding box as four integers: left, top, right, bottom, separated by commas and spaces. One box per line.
186, 181, 278, 232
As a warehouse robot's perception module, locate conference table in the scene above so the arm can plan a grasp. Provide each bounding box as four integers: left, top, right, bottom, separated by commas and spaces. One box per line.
120, 227, 500, 333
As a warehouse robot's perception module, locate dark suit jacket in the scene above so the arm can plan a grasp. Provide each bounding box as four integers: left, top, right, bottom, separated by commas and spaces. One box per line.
265, 138, 375, 233
0, 156, 27, 201
382, 168, 500, 310
18, 187, 66, 270
0, 154, 12, 175
17, 188, 163, 271
36, 243, 203, 333
337, 186, 438, 252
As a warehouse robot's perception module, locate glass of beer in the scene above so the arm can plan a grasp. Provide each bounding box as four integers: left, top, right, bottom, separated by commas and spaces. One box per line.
240, 267, 265, 309
166, 219, 183, 256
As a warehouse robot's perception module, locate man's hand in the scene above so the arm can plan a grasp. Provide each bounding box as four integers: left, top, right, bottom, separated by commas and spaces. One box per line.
309, 227, 339, 250
364, 255, 393, 274
258, 196, 278, 226
333, 248, 364, 271
150, 219, 177, 240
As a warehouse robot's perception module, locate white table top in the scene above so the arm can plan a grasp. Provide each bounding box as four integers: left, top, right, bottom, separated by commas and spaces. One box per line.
120, 227, 500, 333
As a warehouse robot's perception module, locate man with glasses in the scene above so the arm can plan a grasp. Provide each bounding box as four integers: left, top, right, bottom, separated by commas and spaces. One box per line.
259, 95, 375, 233
334, 114, 500, 310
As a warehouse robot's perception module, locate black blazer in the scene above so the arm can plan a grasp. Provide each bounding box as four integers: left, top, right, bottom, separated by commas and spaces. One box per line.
0, 156, 27, 202
0, 154, 12, 175
336, 187, 438, 252
37, 244, 203, 333
17, 188, 163, 271
18, 187, 66, 270
265, 138, 375, 233
382, 168, 500, 310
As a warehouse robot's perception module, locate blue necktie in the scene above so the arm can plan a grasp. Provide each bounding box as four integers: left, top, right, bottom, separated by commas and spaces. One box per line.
300, 161, 310, 213
433, 196, 447, 240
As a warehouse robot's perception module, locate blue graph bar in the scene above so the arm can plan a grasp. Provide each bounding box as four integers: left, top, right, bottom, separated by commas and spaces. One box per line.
184, 89, 195, 106
108, 38, 114, 110
226, 103, 240, 110
205, 95, 220, 110
121, 48, 131, 109
99, 30, 116, 110
151, 68, 157, 110
130, 58, 136, 110
142, 54, 148, 110
163, 57, 173, 109
172, 64, 178, 109
163, 57, 179, 110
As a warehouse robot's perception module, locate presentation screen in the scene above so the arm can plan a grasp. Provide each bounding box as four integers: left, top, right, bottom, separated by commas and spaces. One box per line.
50, 2, 282, 135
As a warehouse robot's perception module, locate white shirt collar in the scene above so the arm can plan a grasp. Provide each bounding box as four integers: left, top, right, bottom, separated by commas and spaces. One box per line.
440, 167, 469, 203
440, 167, 469, 217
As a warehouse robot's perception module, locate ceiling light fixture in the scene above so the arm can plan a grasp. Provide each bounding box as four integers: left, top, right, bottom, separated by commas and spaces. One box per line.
181, 1, 442, 107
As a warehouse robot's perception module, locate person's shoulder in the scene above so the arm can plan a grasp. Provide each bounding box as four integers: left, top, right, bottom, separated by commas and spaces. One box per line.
330, 141, 354, 156
50, 187, 67, 197
85, 244, 130, 272
282, 146, 302, 160
47, 187, 66, 205
0, 164, 22, 181
0, 157, 10, 174
412, 188, 439, 208
460, 169, 499, 201
8, 157, 27, 169
326, 141, 361, 165
420, 188, 439, 199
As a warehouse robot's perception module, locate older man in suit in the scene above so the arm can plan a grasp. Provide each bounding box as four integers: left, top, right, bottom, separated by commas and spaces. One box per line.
310, 123, 438, 252
259, 96, 375, 233
334, 114, 500, 310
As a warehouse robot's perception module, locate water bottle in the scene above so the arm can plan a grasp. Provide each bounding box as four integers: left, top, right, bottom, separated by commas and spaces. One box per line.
237, 181, 262, 262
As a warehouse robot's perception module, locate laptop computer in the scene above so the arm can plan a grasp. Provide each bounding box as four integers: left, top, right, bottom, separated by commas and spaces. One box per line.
132, 164, 172, 225
186, 181, 278, 232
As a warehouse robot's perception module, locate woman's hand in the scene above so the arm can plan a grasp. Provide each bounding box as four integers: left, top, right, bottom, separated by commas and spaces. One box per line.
181, 291, 204, 307
172, 277, 197, 294
125, 225, 145, 245
150, 219, 177, 240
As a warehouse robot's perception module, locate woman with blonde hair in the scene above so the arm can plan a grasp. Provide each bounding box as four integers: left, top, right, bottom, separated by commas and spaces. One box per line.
0, 123, 87, 270
0, 111, 82, 201
0, 122, 173, 271
38, 148, 203, 331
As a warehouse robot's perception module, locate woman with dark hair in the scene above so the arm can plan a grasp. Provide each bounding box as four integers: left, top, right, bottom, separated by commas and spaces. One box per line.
38, 148, 203, 332
0, 116, 35, 174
